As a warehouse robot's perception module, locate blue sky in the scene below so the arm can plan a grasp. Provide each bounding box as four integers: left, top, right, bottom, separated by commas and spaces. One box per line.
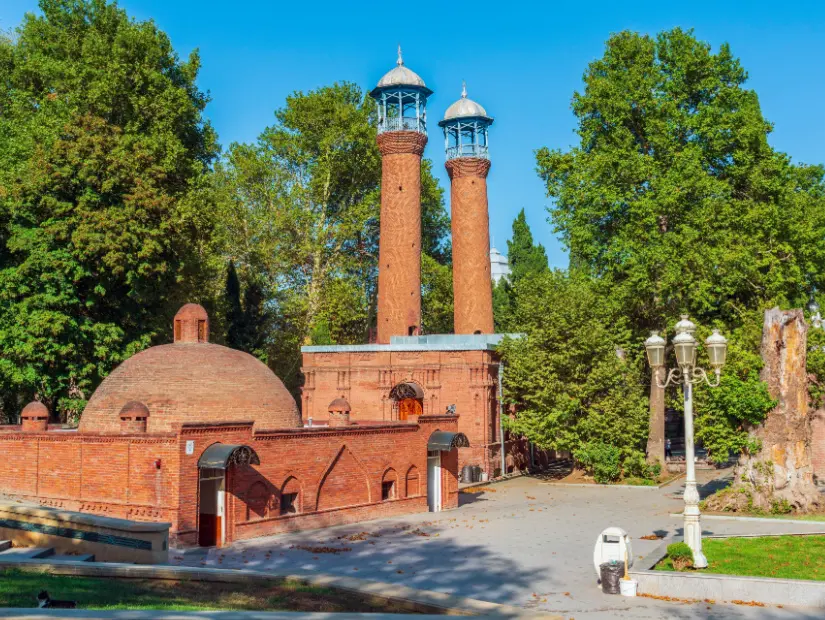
2, 1, 824, 268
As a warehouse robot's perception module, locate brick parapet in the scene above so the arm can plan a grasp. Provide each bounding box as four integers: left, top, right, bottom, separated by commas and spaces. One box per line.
376, 131, 427, 156
445, 157, 491, 179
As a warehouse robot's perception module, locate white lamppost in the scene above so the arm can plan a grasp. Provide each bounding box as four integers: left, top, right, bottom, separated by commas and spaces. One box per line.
644, 316, 727, 569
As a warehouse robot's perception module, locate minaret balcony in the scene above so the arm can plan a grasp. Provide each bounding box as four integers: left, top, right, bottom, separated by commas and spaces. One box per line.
446, 144, 489, 161
378, 116, 427, 136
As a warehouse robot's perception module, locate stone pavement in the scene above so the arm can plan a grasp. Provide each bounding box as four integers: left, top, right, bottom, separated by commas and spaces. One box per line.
176, 471, 825, 619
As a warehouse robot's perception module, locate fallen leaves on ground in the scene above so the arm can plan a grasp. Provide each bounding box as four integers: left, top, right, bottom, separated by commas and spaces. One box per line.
640, 534, 663, 540
292, 545, 352, 554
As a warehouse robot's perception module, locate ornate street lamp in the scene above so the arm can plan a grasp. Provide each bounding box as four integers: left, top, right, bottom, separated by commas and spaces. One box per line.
644, 315, 727, 569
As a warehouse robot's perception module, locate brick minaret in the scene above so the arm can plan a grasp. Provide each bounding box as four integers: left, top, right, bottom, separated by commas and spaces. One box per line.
439, 84, 494, 334
370, 48, 432, 343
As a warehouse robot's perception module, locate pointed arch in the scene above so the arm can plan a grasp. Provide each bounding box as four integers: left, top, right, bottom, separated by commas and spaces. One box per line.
381, 467, 398, 501
316, 445, 371, 511
280, 475, 302, 515
406, 465, 420, 497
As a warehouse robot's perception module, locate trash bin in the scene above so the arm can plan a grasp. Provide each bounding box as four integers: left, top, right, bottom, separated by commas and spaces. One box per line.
473, 465, 482, 482
461, 465, 475, 483
600, 561, 623, 594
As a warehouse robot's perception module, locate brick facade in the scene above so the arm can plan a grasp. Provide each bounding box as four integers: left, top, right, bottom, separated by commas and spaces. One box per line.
445, 157, 494, 335
0, 415, 460, 547
301, 348, 527, 476
375, 131, 428, 344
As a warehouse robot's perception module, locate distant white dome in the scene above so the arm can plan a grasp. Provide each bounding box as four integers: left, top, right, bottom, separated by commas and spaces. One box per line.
376, 47, 427, 89
442, 83, 492, 122
490, 247, 511, 284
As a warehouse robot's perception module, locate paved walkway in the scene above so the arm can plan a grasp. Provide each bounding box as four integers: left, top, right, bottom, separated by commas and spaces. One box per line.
177, 471, 825, 619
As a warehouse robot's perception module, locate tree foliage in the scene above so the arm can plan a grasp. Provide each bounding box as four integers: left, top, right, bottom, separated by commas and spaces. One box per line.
500, 271, 649, 469
0, 0, 217, 420
537, 28, 825, 332
215, 82, 450, 391
529, 27, 825, 464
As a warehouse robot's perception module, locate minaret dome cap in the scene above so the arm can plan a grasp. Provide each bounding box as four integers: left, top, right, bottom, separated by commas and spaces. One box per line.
371, 46, 432, 96
440, 82, 493, 124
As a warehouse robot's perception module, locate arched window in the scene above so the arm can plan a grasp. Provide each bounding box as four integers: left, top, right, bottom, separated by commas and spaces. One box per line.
382, 468, 398, 501
280, 476, 301, 515
406, 465, 420, 497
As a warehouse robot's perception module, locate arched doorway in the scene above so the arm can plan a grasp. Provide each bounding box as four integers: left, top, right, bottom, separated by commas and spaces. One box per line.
390, 382, 424, 421
426, 431, 470, 512
197, 443, 260, 547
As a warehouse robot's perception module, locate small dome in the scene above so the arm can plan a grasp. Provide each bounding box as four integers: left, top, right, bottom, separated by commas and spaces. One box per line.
21, 401, 49, 419
174, 303, 209, 343
375, 46, 427, 90
442, 84, 492, 122
119, 401, 150, 419
328, 398, 351, 413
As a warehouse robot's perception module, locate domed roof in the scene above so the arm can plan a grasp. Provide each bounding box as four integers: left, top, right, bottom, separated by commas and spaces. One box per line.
119, 401, 150, 419
373, 47, 429, 91
21, 401, 49, 419
80, 305, 300, 434
328, 398, 351, 413
441, 83, 493, 123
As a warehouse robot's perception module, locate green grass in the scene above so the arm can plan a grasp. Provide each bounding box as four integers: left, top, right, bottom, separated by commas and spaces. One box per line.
655, 535, 825, 581
0, 569, 422, 612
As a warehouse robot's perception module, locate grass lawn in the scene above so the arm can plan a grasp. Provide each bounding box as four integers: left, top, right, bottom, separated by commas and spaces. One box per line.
0, 569, 422, 612
655, 535, 825, 581
703, 511, 825, 522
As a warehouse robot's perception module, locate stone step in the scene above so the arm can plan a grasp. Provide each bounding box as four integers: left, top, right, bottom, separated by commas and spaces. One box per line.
0, 540, 11, 552
0, 546, 55, 560
47, 554, 95, 563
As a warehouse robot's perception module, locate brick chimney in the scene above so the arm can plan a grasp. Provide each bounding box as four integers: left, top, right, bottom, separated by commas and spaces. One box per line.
21, 401, 49, 432
328, 398, 352, 427
119, 401, 150, 433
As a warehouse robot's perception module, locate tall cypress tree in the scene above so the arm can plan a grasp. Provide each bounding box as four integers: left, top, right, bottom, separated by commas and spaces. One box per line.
507, 209, 549, 284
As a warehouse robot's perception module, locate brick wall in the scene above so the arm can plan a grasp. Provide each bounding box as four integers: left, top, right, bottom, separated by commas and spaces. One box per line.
0, 430, 180, 528
227, 416, 458, 541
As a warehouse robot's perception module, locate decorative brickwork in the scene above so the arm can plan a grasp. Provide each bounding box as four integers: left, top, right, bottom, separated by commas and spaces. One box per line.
445, 157, 494, 334
375, 132, 428, 344
302, 349, 519, 474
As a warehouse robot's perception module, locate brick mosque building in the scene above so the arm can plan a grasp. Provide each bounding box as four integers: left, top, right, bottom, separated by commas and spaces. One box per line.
0, 52, 534, 548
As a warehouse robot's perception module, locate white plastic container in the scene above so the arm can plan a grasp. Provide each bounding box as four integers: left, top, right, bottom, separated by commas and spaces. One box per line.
619, 579, 637, 597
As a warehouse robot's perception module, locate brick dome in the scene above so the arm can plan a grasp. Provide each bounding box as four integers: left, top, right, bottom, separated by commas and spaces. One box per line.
328, 398, 351, 413
21, 401, 49, 419
79, 306, 300, 433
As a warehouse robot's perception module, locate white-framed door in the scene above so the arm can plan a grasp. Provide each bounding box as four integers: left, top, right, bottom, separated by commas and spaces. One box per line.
427, 450, 441, 512
198, 468, 226, 547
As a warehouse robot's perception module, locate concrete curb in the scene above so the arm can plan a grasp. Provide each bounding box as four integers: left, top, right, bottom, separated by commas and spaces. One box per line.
669, 512, 825, 524
631, 534, 825, 609
0, 559, 558, 619
459, 471, 527, 491
538, 482, 658, 490
0, 613, 466, 620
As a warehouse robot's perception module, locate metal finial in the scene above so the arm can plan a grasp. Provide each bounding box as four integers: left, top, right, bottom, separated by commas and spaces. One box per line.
397, 45, 403, 66
461, 81, 467, 98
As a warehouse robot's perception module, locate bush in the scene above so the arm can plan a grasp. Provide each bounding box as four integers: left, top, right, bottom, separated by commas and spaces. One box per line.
666, 542, 694, 571
574, 442, 621, 484
770, 498, 792, 515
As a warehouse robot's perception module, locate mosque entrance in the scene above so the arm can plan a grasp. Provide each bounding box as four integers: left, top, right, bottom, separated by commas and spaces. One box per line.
390, 382, 424, 421
197, 468, 225, 547
196, 443, 260, 547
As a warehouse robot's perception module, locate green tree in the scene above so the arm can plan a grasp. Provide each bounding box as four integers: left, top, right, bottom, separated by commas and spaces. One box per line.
224, 261, 270, 359
0, 0, 218, 420
500, 271, 649, 472
535, 27, 825, 464
215, 82, 450, 391
536, 28, 825, 332
493, 209, 548, 331
507, 209, 549, 284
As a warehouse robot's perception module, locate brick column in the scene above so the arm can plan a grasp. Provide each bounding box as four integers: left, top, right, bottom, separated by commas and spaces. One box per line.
445, 158, 494, 334
376, 131, 427, 344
